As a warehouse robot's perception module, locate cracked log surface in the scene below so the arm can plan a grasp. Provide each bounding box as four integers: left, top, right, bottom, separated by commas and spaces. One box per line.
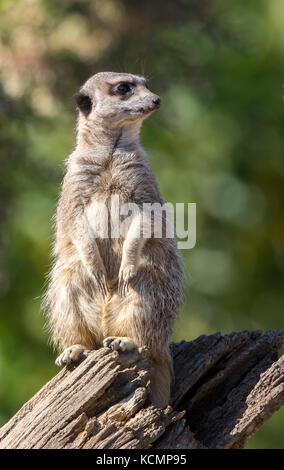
0, 329, 283, 449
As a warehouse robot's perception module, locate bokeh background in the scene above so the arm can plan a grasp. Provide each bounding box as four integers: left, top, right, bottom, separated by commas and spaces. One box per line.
0, 0, 284, 448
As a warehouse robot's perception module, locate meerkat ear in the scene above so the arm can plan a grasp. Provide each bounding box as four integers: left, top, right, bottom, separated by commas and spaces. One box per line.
75, 92, 93, 116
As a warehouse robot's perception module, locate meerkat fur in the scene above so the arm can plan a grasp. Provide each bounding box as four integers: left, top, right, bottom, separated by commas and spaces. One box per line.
44, 72, 183, 407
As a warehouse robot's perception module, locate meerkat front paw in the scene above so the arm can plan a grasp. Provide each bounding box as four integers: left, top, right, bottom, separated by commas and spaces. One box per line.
103, 336, 136, 352
118, 264, 137, 296
55, 344, 86, 367
92, 267, 108, 296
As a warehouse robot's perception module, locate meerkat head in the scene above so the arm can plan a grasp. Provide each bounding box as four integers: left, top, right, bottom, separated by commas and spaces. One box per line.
75, 72, 161, 128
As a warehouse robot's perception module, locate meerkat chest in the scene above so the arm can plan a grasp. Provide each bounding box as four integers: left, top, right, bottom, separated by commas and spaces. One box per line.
84, 169, 135, 239
84, 157, 159, 239
92, 163, 145, 201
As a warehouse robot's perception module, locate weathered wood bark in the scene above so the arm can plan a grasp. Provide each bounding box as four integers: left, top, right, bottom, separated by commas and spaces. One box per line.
0, 330, 283, 449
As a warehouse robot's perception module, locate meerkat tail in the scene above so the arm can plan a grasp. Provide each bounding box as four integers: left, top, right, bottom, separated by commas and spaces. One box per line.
149, 350, 173, 408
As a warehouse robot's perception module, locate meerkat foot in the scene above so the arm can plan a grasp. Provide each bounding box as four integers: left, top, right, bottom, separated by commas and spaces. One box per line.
55, 344, 86, 367
103, 336, 135, 352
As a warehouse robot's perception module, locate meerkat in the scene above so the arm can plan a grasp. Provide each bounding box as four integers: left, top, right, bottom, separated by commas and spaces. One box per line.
44, 72, 183, 407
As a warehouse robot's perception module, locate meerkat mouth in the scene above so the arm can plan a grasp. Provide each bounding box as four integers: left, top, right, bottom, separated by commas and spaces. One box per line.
126, 105, 157, 116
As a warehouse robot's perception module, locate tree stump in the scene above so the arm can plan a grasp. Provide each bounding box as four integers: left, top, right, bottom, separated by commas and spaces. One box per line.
0, 330, 283, 449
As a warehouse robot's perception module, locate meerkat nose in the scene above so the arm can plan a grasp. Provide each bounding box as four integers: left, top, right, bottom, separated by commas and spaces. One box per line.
152, 96, 161, 108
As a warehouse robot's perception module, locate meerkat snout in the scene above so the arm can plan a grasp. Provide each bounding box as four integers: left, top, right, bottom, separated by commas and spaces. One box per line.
152, 96, 161, 108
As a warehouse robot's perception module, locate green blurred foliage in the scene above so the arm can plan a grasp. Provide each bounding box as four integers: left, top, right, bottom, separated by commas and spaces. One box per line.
0, 0, 283, 448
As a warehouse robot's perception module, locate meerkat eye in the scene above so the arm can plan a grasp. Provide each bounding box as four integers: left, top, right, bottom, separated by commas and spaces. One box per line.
116, 83, 132, 95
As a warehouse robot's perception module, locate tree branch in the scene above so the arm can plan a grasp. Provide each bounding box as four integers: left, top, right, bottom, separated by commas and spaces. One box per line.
0, 330, 283, 449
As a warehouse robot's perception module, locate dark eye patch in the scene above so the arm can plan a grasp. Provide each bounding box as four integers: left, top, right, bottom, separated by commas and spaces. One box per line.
117, 83, 132, 94
109, 81, 135, 96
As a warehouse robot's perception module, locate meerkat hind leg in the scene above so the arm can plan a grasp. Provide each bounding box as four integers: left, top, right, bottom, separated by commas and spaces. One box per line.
103, 336, 136, 352
55, 344, 86, 366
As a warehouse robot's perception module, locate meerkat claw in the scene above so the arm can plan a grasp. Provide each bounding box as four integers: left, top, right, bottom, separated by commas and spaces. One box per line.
118, 266, 136, 296
94, 272, 108, 296
99, 277, 107, 296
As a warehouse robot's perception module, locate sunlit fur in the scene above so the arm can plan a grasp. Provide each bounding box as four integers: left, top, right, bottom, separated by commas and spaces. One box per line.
44, 72, 183, 407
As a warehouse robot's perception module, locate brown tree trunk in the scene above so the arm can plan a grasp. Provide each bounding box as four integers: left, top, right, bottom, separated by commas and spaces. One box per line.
0, 330, 283, 449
